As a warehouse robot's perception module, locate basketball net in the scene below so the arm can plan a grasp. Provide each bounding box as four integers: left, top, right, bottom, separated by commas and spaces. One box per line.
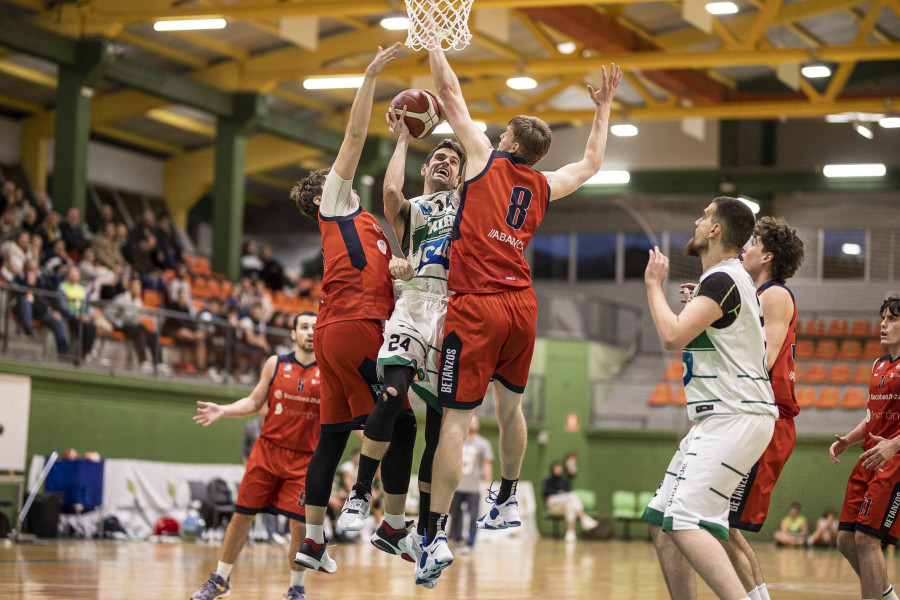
405, 0, 473, 51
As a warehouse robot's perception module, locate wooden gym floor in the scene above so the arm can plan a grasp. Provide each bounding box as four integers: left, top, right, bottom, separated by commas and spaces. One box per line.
0, 537, 873, 599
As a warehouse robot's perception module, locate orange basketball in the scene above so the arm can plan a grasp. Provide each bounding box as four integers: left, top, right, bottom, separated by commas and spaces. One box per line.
390, 89, 442, 139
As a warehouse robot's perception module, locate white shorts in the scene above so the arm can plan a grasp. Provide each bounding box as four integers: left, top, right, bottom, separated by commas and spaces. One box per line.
377, 290, 447, 411
641, 413, 775, 540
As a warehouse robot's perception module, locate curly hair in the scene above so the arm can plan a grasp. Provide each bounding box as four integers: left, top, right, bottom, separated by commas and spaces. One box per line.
753, 216, 806, 284
881, 295, 900, 319
290, 168, 330, 220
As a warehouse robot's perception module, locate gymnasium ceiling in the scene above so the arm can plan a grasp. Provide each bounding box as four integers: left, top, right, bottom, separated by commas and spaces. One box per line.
0, 0, 899, 192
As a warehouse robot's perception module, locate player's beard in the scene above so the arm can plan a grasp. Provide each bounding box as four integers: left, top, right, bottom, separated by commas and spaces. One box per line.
684, 233, 706, 257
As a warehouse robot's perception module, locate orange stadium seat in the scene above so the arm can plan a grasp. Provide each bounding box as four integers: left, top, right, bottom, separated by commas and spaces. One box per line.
815, 340, 838, 360
190, 277, 209, 299
863, 340, 885, 360
206, 279, 222, 298
663, 360, 682, 381
195, 257, 212, 276
827, 319, 848, 338
182, 253, 198, 272
827, 363, 852, 384
817, 387, 840, 409
140, 315, 157, 333
804, 362, 827, 383
793, 362, 804, 382
673, 386, 686, 405
841, 388, 866, 410
805, 318, 826, 337
796, 387, 816, 408
851, 319, 874, 339
838, 340, 862, 360
649, 384, 673, 406
795, 339, 814, 359
220, 280, 234, 298
853, 364, 872, 384
143, 289, 160, 308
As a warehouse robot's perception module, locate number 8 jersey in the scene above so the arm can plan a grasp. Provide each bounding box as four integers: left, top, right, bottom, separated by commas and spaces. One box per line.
449, 150, 550, 293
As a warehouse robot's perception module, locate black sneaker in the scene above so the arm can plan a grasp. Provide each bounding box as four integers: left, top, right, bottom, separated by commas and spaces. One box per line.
294, 538, 337, 573
371, 520, 414, 562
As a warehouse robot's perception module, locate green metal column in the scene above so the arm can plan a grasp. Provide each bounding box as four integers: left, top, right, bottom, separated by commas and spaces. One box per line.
212, 93, 266, 280
52, 39, 109, 215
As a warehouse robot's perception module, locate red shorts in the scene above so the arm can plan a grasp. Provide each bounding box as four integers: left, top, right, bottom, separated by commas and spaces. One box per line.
729, 416, 796, 531
438, 288, 537, 409
235, 436, 311, 521
839, 452, 900, 543
315, 319, 410, 431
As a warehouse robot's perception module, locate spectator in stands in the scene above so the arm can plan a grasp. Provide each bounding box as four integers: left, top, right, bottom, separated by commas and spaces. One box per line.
12, 260, 68, 355
153, 213, 181, 270
0, 209, 17, 244
8, 187, 28, 222
57, 265, 96, 358
254, 278, 274, 322
773, 502, 808, 546
199, 296, 227, 375
78, 247, 118, 299
1, 181, 14, 213
30, 234, 44, 264
21, 206, 41, 236
267, 311, 291, 355
33, 191, 51, 223
166, 262, 192, 307
41, 211, 63, 249
163, 287, 207, 374
91, 203, 114, 234
240, 240, 263, 279
543, 460, 599, 542
130, 232, 165, 292
240, 302, 270, 368
106, 277, 159, 373
60, 207, 90, 256
116, 223, 131, 263
92, 221, 126, 274
42, 239, 74, 282
129, 209, 156, 249
1, 229, 32, 281
807, 508, 838, 548
259, 244, 288, 291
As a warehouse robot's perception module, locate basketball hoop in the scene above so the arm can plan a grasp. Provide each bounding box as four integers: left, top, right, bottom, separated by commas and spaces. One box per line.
405, 0, 473, 51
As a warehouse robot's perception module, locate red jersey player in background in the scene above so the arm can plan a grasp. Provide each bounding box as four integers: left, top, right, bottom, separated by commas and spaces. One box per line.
290, 43, 417, 575
831, 295, 900, 600
414, 42, 621, 586
191, 312, 321, 600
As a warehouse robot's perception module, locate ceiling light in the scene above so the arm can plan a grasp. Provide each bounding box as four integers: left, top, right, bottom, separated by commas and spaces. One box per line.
380, 17, 409, 30
705, 2, 739, 15
585, 170, 630, 185
153, 18, 226, 31
303, 76, 365, 90
842, 243, 862, 256
853, 121, 874, 139
801, 65, 831, 79
557, 42, 576, 55
611, 124, 638, 137
879, 116, 900, 128
823, 163, 886, 178
507, 77, 537, 90
433, 121, 487, 134
738, 196, 760, 214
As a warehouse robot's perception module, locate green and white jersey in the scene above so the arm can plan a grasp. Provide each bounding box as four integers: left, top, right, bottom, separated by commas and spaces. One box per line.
399, 190, 457, 296
683, 258, 777, 421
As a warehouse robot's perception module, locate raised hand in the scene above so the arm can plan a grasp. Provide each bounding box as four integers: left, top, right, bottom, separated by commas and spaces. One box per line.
193, 401, 224, 427
644, 246, 669, 287
387, 105, 415, 142
587, 63, 623, 108
366, 42, 403, 78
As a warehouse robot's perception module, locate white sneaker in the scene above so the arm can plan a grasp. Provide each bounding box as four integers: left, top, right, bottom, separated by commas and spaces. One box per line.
564, 530, 577, 543
405, 531, 437, 589
270, 532, 287, 545
581, 515, 599, 531
414, 530, 453, 587
476, 494, 521, 530
337, 488, 371, 532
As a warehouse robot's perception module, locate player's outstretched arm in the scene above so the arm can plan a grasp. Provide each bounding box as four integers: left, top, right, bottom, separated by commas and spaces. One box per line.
758, 284, 794, 371
545, 64, 622, 202
428, 48, 492, 174
829, 418, 866, 464
193, 355, 278, 426
383, 108, 414, 245
331, 43, 402, 181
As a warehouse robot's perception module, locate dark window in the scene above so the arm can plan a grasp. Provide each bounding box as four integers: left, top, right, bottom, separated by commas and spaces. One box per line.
624, 233, 654, 279
823, 230, 866, 279
531, 234, 569, 280
576, 233, 616, 280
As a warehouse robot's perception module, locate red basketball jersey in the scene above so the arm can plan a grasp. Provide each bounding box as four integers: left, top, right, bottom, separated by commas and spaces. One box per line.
262, 354, 322, 454
448, 151, 550, 293
318, 207, 394, 326
863, 354, 900, 451
758, 281, 799, 418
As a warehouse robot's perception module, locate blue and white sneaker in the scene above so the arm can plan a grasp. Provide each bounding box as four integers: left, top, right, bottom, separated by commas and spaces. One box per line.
406, 530, 437, 589
476, 490, 521, 530
191, 572, 230, 599
414, 530, 453, 587
337, 487, 371, 532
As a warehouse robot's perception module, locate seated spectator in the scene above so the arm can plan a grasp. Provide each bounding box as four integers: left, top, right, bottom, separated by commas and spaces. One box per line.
1, 229, 32, 281
60, 207, 90, 256
153, 213, 182, 270
166, 262, 192, 307
240, 302, 270, 367
8, 187, 28, 222
12, 260, 68, 356
807, 508, 838, 548
1, 181, 14, 213
57, 265, 96, 358
128, 209, 156, 248
773, 502, 808, 546
129, 232, 165, 293
198, 296, 227, 376
259, 244, 289, 291
92, 221, 126, 273
163, 287, 207, 373
42, 239, 74, 282
106, 278, 159, 373
40, 211, 63, 249
78, 247, 118, 299
116, 223, 131, 263
90, 203, 114, 234
33, 191, 51, 223
21, 206, 41, 236
543, 460, 599, 542
237, 276, 257, 312
0, 209, 17, 244
254, 278, 274, 322
267, 311, 291, 355
240, 240, 263, 279
30, 234, 44, 265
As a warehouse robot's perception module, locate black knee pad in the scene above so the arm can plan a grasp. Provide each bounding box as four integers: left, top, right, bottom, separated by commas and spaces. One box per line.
418, 406, 442, 485
381, 415, 418, 495
365, 366, 414, 442
304, 430, 351, 507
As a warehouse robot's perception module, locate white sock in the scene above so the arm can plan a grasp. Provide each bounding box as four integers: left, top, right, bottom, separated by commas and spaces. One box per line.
306, 524, 325, 544
290, 569, 307, 588
748, 587, 762, 600
384, 512, 406, 530
884, 585, 898, 600
215, 561, 233, 580
758, 583, 771, 600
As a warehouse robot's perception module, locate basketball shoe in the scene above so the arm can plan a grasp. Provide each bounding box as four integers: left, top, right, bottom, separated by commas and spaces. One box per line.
414, 529, 453, 587
191, 572, 230, 599
371, 519, 414, 562
294, 538, 337, 573
406, 530, 437, 589
337, 485, 372, 531
283, 585, 306, 600
476, 490, 521, 530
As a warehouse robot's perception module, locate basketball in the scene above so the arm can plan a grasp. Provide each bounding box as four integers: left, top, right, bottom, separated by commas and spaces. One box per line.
389, 89, 442, 139
61, 448, 80, 461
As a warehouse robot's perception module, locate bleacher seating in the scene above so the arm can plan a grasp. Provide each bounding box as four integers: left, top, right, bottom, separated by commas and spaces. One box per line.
663, 360, 682, 381
827, 363, 852, 384
817, 387, 840, 409
796, 387, 816, 408
842, 388, 866, 410
649, 384, 672, 406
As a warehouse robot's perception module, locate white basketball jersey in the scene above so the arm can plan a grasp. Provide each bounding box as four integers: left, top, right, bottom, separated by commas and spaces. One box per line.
399, 191, 457, 296
683, 258, 777, 421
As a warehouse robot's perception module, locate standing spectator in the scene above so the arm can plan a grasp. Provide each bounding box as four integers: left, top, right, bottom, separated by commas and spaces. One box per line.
240, 240, 263, 279
92, 221, 126, 273
91, 203, 114, 234
1, 229, 32, 281
57, 265, 96, 358
40, 211, 63, 249
12, 260, 68, 355
772, 502, 807, 546
106, 277, 158, 372
449, 415, 494, 553
41, 239, 74, 282
259, 245, 288, 291
163, 287, 207, 373
60, 207, 90, 256
542, 460, 599, 542
154, 213, 182, 269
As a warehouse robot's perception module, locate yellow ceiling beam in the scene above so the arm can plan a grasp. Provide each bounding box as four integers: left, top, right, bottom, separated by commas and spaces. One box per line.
270, 87, 334, 114
845, 7, 893, 44
622, 71, 667, 106
3, 0, 46, 10
115, 31, 209, 69
0, 91, 42, 113
167, 31, 250, 62
742, 0, 783, 48
824, 0, 885, 100
146, 108, 217, 137
93, 124, 185, 156
513, 12, 561, 54
0, 59, 56, 87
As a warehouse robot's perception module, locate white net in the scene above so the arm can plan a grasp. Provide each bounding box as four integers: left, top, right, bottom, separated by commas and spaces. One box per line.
405, 0, 473, 51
